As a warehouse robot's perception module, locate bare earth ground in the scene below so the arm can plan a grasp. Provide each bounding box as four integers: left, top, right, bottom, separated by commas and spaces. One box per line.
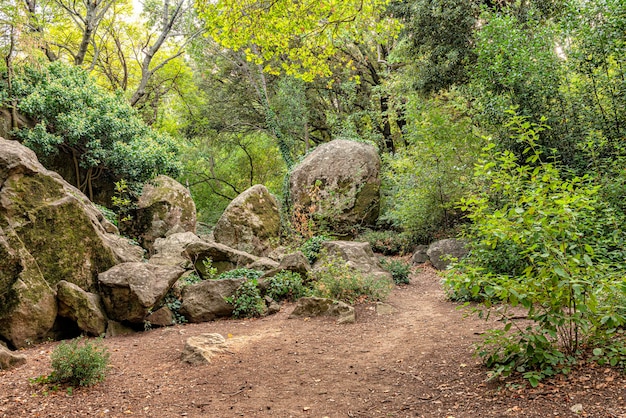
1, 265, 625, 418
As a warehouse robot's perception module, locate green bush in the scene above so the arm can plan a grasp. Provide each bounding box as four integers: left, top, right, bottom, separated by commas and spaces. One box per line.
445, 113, 626, 386
11, 62, 180, 200
226, 279, 266, 318
300, 235, 329, 264
358, 229, 412, 256
380, 258, 411, 285
380, 94, 483, 244
311, 254, 392, 304
265, 271, 310, 302
48, 337, 110, 387
216, 268, 264, 280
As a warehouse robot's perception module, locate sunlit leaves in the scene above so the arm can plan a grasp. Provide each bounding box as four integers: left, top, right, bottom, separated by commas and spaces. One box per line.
196, 0, 399, 81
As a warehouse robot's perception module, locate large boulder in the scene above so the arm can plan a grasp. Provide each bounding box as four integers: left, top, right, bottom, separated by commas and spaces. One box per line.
0, 227, 57, 348
183, 240, 261, 276
56, 281, 107, 337
180, 278, 245, 322
314, 241, 392, 281
213, 185, 281, 257
262, 251, 311, 279
427, 238, 469, 270
98, 262, 185, 324
0, 138, 142, 290
130, 175, 197, 253
289, 139, 381, 235
0, 138, 142, 346
148, 232, 203, 268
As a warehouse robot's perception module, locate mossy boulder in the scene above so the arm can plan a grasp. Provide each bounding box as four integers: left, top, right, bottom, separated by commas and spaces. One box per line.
289, 139, 381, 236
0, 225, 57, 348
213, 184, 281, 257
0, 137, 143, 346
56, 280, 107, 337
129, 175, 197, 254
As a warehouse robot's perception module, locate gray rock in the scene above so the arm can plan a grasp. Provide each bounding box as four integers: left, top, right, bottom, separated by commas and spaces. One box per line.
0, 226, 57, 348
130, 175, 197, 253
264, 296, 281, 315
213, 184, 281, 257
145, 306, 174, 327
247, 257, 280, 272
0, 344, 26, 370
427, 238, 468, 270
181, 333, 227, 365
289, 297, 355, 324
180, 278, 245, 322
98, 262, 185, 323
149, 232, 203, 268
314, 241, 392, 281
183, 240, 260, 276
411, 245, 430, 265
56, 280, 107, 336
289, 139, 381, 235
105, 320, 135, 338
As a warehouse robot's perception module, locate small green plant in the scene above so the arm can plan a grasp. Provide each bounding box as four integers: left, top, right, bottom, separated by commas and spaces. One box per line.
380, 258, 411, 285
201, 258, 218, 279
111, 179, 134, 227
300, 235, 329, 264
47, 337, 110, 387
265, 271, 310, 302
225, 279, 266, 318
95, 204, 118, 227
163, 293, 187, 324
311, 254, 392, 304
216, 268, 264, 280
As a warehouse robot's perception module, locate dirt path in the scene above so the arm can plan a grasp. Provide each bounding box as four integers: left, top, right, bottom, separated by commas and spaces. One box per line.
1, 266, 625, 417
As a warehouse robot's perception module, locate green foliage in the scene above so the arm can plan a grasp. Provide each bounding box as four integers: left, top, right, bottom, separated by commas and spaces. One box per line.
444, 113, 626, 384
197, 0, 398, 81
380, 258, 411, 285
47, 337, 110, 387
163, 294, 187, 325
381, 93, 483, 243
390, 0, 478, 94
300, 235, 330, 264
9, 61, 180, 198
311, 254, 392, 304
179, 131, 286, 225
358, 229, 412, 256
226, 279, 266, 318
111, 179, 134, 228
265, 271, 310, 302
216, 268, 264, 281
95, 204, 117, 227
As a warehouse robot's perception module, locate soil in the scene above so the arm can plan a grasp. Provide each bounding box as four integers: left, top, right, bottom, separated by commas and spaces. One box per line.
1, 265, 625, 418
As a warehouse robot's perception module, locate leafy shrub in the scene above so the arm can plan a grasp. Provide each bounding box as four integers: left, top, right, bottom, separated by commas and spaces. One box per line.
95, 204, 118, 227
380, 94, 483, 244
445, 113, 626, 386
216, 268, 264, 281
11, 62, 180, 199
48, 337, 110, 387
358, 229, 412, 256
225, 279, 266, 318
265, 271, 310, 302
300, 235, 329, 264
380, 259, 411, 285
311, 255, 392, 304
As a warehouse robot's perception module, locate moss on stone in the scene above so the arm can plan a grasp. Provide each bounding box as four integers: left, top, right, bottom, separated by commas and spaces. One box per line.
5, 174, 117, 291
